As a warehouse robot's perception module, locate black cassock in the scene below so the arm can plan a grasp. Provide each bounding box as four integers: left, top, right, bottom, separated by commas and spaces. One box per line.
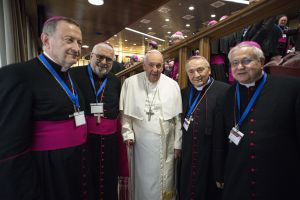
0, 55, 87, 200
179, 80, 229, 200
222, 75, 300, 200
70, 66, 121, 200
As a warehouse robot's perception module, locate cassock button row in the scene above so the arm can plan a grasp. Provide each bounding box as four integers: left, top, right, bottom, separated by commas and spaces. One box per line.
249, 142, 256, 147
250, 119, 255, 123
250, 130, 255, 135
250, 168, 256, 173
250, 155, 256, 159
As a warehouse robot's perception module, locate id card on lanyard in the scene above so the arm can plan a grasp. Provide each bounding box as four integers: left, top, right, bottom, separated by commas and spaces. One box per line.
87, 64, 107, 123
183, 87, 201, 131
38, 54, 86, 127
229, 73, 267, 145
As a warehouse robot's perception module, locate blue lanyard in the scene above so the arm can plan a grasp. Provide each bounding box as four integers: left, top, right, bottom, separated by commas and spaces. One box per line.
236, 73, 267, 128
38, 54, 80, 110
186, 87, 201, 119
87, 64, 107, 103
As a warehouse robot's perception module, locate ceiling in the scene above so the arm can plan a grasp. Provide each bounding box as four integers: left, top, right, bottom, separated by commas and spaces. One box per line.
34, 0, 248, 58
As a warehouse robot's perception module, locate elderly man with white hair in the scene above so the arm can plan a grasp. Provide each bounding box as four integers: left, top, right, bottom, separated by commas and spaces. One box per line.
179, 56, 229, 200
222, 41, 300, 200
120, 50, 182, 200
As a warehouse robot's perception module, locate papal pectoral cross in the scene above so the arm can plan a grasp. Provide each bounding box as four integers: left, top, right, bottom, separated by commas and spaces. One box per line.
146, 108, 154, 121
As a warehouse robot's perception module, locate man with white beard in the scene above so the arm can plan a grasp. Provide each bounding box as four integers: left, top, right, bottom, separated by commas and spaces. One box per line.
70, 42, 121, 200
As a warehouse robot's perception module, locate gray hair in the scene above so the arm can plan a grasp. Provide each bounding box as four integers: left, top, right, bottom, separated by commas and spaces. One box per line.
144, 50, 163, 64
228, 43, 265, 62
92, 42, 115, 58
42, 16, 81, 36
185, 56, 210, 71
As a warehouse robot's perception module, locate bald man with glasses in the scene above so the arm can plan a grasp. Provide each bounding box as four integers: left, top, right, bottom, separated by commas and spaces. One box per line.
70, 42, 121, 200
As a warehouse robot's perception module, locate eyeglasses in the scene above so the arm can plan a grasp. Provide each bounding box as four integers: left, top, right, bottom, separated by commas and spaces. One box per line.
92, 53, 113, 62
231, 58, 254, 68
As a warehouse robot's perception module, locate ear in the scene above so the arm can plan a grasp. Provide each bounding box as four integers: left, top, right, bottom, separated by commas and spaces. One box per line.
90, 53, 93, 60
41, 33, 50, 50
260, 58, 265, 69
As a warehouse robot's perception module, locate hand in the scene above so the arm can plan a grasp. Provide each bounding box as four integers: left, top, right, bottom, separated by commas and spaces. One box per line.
125, 139, 135, 146
216, 181, 224, 189
174, 149, 181, 159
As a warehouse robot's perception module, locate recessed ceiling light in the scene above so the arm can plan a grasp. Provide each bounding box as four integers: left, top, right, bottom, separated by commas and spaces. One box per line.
114, 35, 117, 37
188, 6, 194, 10
211, 14, 216, 18
184, 35, 188, 38
167, 31, 171, 34
125, 27, 165, 42
186, 24, 190, 27
223, 0, 249, 5
82, 45, 89, 48
88, 0, 104, 6
148, 27, 152, 30
125, 39, 128, 42
145, 37, 148, 40
106, 41, 110, 43
165, 18, 170, 22
133, 43, 136, 45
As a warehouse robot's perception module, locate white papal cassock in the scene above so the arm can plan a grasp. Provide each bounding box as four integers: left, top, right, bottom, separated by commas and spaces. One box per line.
120, 72, 182, 200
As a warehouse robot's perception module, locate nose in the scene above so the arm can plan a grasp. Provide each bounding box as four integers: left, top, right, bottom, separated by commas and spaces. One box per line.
71, 41, 81, 54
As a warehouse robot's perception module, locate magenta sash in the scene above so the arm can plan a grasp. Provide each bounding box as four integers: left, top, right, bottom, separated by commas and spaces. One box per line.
86, 116, 117, 135
32, 119, 87, 151
211, 55, 225, 65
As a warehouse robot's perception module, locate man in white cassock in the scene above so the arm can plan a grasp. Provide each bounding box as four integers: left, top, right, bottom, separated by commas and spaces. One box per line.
120, 50, 182, 200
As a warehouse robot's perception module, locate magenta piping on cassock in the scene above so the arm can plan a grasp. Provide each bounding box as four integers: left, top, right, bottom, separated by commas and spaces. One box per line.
32, 119, 87, 151
211, 54, 225, 65
86, 116, 117, 135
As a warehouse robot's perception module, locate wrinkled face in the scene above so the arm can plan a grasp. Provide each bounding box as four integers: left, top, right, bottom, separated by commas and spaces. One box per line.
90, 46, 114, 78
143, 52, 163, 83
42, 21, 82, 68
278, 16, 288, 26
230, 47, 264, 84
186, 59, 211, 88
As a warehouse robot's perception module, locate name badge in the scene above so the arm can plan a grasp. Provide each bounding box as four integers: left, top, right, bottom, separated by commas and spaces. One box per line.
228, 127, 244, 146
90, 103, 103, 114
74, 111, 86, 127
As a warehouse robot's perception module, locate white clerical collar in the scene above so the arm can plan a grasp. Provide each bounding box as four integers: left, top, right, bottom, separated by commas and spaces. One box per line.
239, 72, 264, 88
43, 52, 56, 63
195, 77, 211, 91
43, 51, 68, 72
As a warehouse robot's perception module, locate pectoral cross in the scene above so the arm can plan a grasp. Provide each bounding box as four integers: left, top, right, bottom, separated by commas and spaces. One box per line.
94, 113, 103, 124
146, 108, 154, 121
